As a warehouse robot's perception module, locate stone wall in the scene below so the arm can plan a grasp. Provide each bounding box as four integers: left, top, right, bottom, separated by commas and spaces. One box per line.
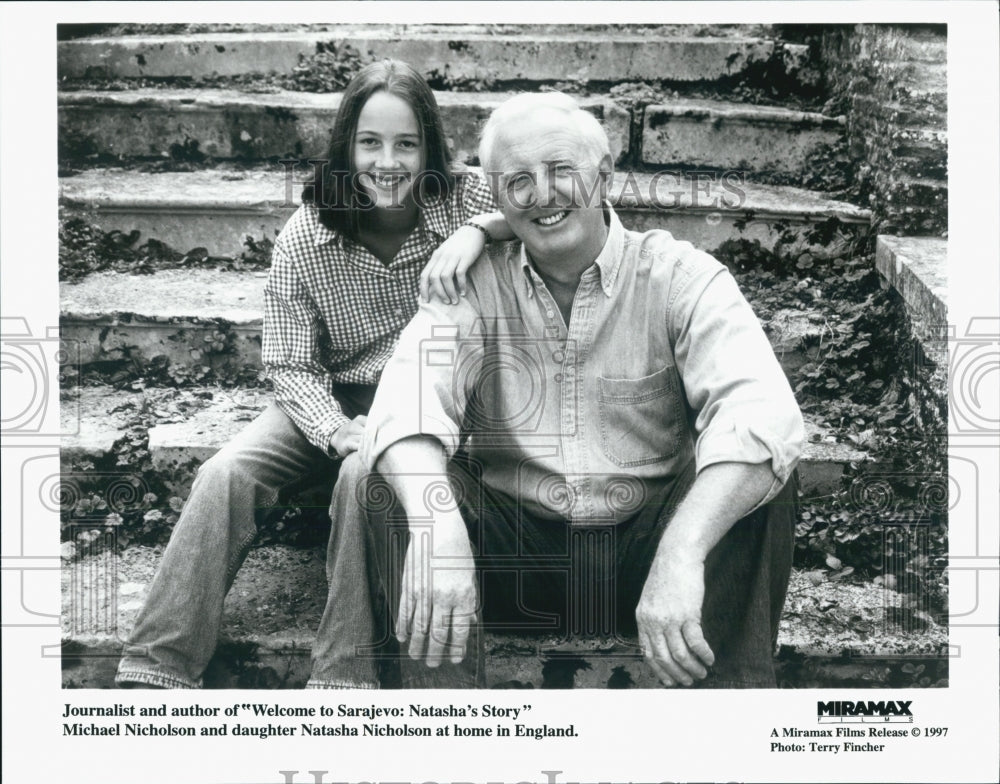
820, 24, 947, 236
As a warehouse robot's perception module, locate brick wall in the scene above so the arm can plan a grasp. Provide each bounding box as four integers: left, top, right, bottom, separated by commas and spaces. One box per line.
820, 24, 947, 236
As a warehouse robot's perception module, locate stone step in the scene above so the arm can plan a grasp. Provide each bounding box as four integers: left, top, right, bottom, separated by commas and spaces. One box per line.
61, 384, 865, 500
875, 235, 948, 433
57, 29, 799, 84
875, 235, 947, 328
641, 99, 843, 171
60, 167, 870, 257
61, 268, 823, 380
57, 89, 630, 165
58, 88, 843, 175
62, 268, 268, 372
59, 544, 948, 689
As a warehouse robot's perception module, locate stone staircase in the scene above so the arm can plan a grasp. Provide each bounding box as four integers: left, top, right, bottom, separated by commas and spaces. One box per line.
57, 23, 949, 688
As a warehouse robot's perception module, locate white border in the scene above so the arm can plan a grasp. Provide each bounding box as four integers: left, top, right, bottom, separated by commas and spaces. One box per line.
2, 3, 997, 783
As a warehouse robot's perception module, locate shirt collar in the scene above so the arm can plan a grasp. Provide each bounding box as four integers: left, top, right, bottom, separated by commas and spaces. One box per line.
518, 205, 625, 298
313, 219, 340, 247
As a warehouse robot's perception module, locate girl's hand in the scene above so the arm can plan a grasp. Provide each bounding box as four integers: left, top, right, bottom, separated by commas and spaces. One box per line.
419, 224, 487, 305
329, 415, 368, 458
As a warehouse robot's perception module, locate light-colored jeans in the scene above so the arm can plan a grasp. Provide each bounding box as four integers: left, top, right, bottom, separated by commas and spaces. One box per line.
115, 402, 379, 689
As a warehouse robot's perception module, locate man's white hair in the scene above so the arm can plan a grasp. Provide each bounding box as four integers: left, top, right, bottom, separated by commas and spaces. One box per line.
478, 92, 612, 180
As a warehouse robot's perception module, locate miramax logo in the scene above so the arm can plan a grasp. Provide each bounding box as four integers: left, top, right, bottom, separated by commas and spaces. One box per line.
817, 700, 914, 723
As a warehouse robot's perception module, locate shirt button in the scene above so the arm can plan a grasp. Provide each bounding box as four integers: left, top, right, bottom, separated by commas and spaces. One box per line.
394, 307, 404, 316
554, 373, 563, 383
553, 350, 565, 363
546, 309, 555, 319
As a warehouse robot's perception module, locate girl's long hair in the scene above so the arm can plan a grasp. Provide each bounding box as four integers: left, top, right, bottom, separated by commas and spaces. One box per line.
302, 59, 454, 237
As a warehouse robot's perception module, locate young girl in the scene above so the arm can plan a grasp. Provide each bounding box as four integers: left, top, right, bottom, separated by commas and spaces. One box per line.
116, 59, 507, 690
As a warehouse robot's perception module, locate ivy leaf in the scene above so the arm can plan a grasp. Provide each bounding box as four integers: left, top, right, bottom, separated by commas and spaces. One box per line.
847, 429, 875, 446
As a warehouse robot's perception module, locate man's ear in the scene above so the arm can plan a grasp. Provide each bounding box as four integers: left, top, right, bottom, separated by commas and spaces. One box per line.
598, 153, 614, 199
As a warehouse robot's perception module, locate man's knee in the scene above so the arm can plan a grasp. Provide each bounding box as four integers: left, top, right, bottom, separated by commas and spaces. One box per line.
329, 452, 372, 517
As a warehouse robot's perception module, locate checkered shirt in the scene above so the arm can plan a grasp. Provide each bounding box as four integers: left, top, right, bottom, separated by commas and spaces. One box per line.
263, 170, 496, 452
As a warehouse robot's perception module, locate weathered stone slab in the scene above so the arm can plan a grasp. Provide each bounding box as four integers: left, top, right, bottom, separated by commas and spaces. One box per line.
642, 99, 843, 173
874, 235, 949, 433
61, 167, 871, 257
146, 387, 272, 469
59, 89, 630, 164
875, 235, 947, 327
60, 387, 139, 458
59, 544, 947, 689
801, 419, 867, 496
60, 268, 266, 368
58, 30, 777, 83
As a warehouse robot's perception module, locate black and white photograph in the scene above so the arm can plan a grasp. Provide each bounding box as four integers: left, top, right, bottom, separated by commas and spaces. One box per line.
2, 2, 998, 783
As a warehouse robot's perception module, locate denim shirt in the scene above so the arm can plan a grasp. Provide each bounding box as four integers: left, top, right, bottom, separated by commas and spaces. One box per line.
363, 209, 804, 525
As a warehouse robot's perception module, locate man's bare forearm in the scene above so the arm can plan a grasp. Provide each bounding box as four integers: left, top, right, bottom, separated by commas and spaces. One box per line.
375, 435, 477, 665
375, 436, 465, 539
655, 461, 775, 566
636, 460, 777, 685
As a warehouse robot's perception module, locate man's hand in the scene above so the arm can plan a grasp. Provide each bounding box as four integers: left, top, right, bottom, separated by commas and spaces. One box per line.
636, 551, 715, 687
328, 415, 367, 458
396, 512, 478, 667
418, 224, 486, 305
635, 462, 775, 686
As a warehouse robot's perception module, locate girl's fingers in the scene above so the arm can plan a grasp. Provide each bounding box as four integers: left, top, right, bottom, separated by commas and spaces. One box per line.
440, 268, 459, 305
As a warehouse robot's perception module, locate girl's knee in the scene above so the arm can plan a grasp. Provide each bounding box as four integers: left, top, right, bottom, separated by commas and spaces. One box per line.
337, 451, 368, 484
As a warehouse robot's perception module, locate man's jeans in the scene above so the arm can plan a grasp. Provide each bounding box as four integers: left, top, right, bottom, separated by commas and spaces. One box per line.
353, 455, 797, 689
116, 394, 378, 689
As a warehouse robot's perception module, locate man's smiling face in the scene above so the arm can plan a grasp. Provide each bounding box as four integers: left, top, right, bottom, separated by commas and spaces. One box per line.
491, 108, 612, 272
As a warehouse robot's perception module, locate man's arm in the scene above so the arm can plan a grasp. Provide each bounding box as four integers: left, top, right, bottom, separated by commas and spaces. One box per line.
375, 436, 478, 667
638, 251, 805, 686
361, 271, 493, 667
636, 460, 773, 687
672, 266, 805, 504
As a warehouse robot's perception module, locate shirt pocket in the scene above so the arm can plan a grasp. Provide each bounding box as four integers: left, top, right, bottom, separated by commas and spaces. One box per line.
597, 366, 683, 468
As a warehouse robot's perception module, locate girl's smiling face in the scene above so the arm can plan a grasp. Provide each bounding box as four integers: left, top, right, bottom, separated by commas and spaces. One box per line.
352, 90, 427, 211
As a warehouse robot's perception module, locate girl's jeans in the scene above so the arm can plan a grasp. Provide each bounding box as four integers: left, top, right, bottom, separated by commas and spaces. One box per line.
116, 393, 378, 690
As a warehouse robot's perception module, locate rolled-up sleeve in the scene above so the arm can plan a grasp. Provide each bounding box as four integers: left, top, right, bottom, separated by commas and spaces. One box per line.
263, 240, 350, 451
361, 294, 483, 470
669, 260, 805, 505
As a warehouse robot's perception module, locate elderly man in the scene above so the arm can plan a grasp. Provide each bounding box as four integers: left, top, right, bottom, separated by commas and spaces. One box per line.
337, 92, 803, 688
